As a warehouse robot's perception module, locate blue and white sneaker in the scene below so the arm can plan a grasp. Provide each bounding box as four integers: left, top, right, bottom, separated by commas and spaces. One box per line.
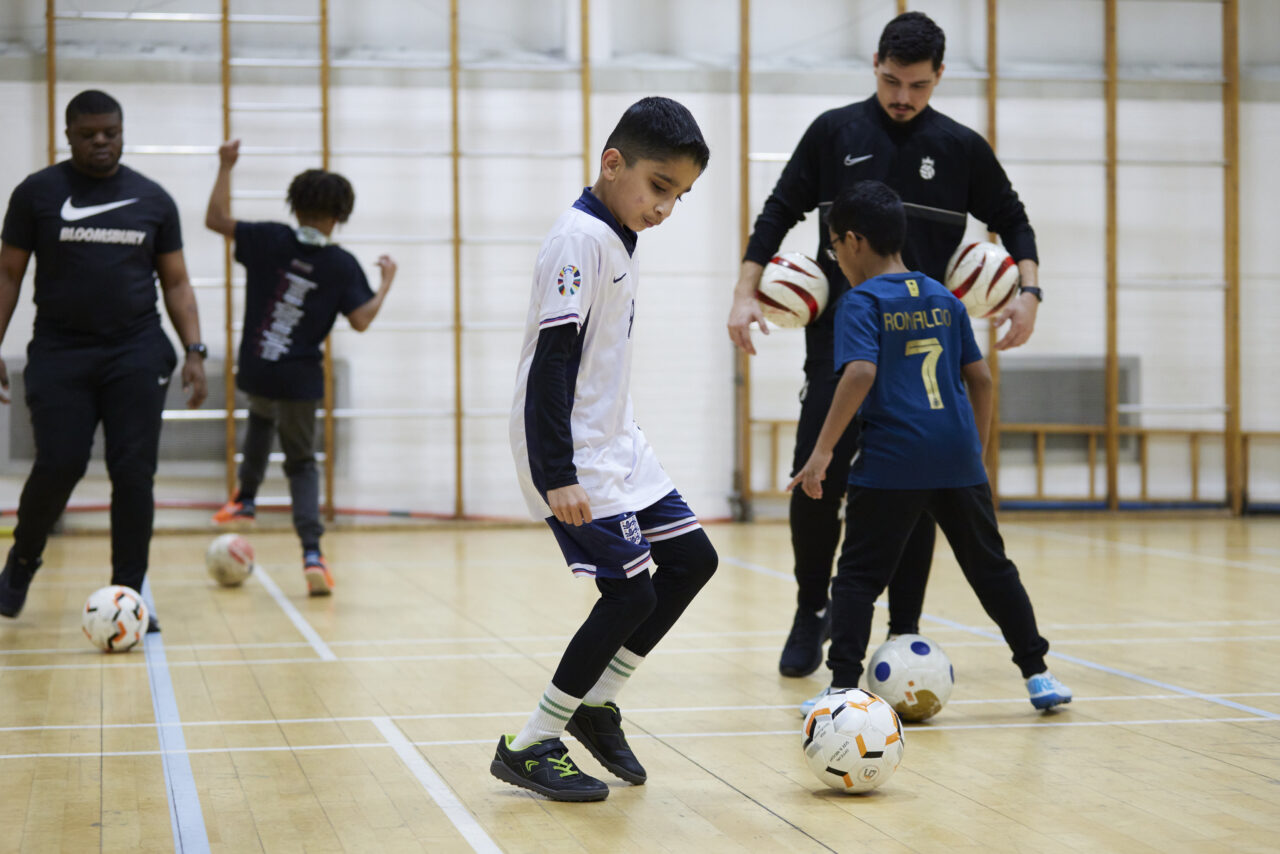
800, 685, 852, 717
1026, 671, 1072, 710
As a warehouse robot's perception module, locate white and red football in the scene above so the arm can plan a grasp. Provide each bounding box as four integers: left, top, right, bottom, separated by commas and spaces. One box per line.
945, 241, 1020, 318
756, 252, 829, 328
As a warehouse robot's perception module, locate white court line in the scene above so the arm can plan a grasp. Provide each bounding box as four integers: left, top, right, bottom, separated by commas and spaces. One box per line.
7, 631, 1280, 673
720, 555, 793, 581
4, 694, 1277, 735
251, 565, 337, 661
8, 631, 1280, 661
371, 717, 501, 854
141, 580, 211, 854
3, 715, 1275, 761
1002, 523, 1280, 577
0, 629, 792, 657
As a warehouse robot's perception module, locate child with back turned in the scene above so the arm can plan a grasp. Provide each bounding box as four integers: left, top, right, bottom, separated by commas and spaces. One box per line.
789, 180, 1071, 714
205, 140, 396, 596
495, 97, 717, 802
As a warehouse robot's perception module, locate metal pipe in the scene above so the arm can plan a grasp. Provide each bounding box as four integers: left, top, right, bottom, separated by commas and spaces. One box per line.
221, 0, 236, 498
733, 0, 752, 520
450, 0, 464, 518
1104, 0, 1119, 510
320, 0, 336, 522
45, 0, 55, 167
1223, 0, 1242, 514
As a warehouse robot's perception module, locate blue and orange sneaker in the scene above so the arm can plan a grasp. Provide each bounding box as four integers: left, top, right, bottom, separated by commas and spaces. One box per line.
303, 553, 334, 597
212, 498, 255, 524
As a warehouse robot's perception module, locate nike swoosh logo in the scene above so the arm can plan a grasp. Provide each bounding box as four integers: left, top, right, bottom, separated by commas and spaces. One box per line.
61, 196, 140, 222
613, 273, 627, 283
844, 154, 874, 166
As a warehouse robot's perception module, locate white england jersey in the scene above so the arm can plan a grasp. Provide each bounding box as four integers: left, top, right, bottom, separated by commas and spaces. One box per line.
509, 191, 674, 520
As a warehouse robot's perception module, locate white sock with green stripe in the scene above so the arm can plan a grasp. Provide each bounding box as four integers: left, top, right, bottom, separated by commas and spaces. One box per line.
582, 647, 645, 706
510, 682, 582, 751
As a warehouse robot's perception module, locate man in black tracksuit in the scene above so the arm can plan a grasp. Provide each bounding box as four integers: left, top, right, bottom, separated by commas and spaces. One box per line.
0, 90, 208, 624
728, 12, 1045, 678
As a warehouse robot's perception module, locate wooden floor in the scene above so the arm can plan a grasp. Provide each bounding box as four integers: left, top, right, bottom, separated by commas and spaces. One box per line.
1, 515, 1278, 853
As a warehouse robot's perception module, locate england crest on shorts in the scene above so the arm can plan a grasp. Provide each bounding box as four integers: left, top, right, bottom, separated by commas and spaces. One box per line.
620, 514, 642, 545
919, 156, 936, 180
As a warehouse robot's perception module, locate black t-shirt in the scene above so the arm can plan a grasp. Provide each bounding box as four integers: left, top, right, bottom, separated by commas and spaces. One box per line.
1, 161, 183, 341
745, 96, 1037, 364
234, 221, 374, 400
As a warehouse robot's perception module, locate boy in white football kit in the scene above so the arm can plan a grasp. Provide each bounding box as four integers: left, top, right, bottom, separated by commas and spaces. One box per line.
496, 97, 716, 802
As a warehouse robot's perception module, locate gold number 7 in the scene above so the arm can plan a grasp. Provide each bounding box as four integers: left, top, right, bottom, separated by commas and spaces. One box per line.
905, 337, 945, 410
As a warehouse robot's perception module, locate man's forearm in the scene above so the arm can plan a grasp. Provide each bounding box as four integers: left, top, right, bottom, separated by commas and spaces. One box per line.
1017, 259, 1038, 291
0, 273, 21, 349
162, 284, 202, 347
733, 260, 764, 301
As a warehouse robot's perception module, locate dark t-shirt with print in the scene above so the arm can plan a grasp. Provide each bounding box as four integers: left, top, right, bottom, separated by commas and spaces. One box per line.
234, 221, 373, 400
1, 161, 182, 341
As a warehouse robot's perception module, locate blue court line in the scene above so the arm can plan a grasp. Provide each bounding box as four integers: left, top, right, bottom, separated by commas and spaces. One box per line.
141, 580, 211, 854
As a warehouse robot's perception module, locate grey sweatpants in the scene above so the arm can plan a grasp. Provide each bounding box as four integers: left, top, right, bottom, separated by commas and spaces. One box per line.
239, 395, 324, 551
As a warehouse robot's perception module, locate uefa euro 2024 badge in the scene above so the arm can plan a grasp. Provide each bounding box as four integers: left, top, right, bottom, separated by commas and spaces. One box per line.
557, 264, 581, 296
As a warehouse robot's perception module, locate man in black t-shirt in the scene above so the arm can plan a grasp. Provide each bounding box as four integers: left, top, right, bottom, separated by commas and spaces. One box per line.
727, 13, 1045, 679
206, 139, 396, 596
0, 90, 208, 623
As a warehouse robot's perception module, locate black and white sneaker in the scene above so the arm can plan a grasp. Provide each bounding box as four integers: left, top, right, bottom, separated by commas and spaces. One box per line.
490, 736, 609, 802
566, 701, 647, 784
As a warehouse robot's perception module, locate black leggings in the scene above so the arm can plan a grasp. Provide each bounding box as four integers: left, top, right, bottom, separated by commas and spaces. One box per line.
551, 528, 719, 697
792, 363, 933, 631
827, 483, 1050, 688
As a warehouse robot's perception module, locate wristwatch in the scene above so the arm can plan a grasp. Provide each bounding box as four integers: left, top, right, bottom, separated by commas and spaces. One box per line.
185, 342, 209, 358
1018, 285, 1043, 303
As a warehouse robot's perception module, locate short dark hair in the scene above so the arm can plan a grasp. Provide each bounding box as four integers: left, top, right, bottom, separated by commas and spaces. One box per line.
878, 11, 946, 70
828, 180, 906, 257
65, 90, 122, 125
602, 96, 710, 172
287, 169, 355, 222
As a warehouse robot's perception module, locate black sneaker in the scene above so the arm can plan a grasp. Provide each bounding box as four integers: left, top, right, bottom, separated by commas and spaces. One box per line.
778, 605, 831, 677
566, 702, 647, 785
490, 736, 609, 802
0, 550, 40, 619
147, 613, 161, 634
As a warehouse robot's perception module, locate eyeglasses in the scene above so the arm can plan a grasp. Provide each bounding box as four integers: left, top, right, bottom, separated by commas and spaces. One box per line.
824, 231, 853, 262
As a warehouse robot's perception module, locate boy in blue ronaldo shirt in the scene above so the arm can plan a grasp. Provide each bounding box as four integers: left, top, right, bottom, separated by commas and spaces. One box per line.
495, 97, 717, 802
789, 180, 1070, 713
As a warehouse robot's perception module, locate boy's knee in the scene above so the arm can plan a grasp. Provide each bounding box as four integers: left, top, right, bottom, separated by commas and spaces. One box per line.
282, 456, 317, 477
685, 532, 719, 585
653, 529, 719, 587
598, 574, 659, 622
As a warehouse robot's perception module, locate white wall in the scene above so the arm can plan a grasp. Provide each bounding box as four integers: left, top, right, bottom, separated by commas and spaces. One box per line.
0, 0, 1276, 519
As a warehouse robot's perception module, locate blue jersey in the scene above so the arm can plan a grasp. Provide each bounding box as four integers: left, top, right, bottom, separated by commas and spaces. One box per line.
834, 271, 987, 489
